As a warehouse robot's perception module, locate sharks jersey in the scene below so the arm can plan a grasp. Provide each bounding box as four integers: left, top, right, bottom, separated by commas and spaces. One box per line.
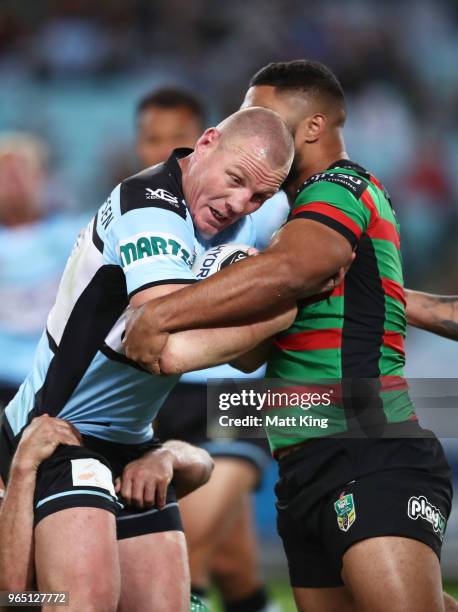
3, 149, 263, 447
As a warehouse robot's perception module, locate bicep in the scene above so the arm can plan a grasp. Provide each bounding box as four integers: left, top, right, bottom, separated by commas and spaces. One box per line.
265, 218, 354, 295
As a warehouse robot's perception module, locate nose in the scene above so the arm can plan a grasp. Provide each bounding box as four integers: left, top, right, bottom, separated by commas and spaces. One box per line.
226, 189, 251, 216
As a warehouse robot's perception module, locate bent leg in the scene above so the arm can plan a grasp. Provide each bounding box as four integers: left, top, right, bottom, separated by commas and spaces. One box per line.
35, 507, 120, 612
180, 458, 257, 589
211, 494, 263, 600
117, 531, 189, 612
342, 536, 444, 612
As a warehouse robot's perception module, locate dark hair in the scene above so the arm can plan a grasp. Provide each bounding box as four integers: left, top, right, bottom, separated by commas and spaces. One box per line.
136, 87, 206, 126
250, 60, 345, 122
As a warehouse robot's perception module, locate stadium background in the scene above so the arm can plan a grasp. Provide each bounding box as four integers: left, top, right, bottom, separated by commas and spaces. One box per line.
0, 0, 457, 608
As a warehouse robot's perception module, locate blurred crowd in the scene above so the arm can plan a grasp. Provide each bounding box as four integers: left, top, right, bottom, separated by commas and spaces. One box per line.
0, 0, 457, 388
1, 1, 458, 577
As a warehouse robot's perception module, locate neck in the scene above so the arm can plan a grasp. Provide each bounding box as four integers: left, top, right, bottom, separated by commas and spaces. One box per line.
286, 133, 348, 200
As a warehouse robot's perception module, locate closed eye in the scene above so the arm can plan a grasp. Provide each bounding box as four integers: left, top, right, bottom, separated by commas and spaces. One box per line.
228, 173, 242, 185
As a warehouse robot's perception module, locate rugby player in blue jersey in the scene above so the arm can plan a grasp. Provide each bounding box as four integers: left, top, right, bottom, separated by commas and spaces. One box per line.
0, 107, 294, 612
0, 415, 213, 600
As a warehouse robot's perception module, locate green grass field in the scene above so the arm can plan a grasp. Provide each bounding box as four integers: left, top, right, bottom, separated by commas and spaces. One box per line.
210, 581, 458, 611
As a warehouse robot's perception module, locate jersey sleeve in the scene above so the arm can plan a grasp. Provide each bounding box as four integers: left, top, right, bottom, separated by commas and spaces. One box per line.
289, 177, 372, 248
104, 202, 196, 299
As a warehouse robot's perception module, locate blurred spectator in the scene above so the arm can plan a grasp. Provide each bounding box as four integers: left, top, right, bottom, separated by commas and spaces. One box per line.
135, 87, 205, 167
31, 0, 114, 78
0, 132, 87, 408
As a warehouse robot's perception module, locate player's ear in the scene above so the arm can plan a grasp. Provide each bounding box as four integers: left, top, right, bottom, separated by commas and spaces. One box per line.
194, 127, 221, 152
298, 113, 326, 144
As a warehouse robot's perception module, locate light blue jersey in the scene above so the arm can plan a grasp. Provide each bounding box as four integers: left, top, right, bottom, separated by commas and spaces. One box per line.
4, 150, 285, 446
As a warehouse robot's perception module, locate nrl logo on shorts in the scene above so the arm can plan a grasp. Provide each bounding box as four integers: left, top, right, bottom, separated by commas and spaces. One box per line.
334, 492, 356, 532
407, 495, 446, 540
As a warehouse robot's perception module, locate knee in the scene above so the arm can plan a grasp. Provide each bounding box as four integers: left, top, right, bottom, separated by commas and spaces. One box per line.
69, 573, 120, 612
0, 572, 32, 593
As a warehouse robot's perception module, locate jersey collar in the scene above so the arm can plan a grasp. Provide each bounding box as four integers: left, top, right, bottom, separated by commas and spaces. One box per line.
327, 159, 371, 179
165, 148, 193, 206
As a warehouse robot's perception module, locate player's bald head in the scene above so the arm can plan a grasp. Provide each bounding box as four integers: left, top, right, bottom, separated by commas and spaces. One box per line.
246, 60, 346, 131
215, 106, 294, 173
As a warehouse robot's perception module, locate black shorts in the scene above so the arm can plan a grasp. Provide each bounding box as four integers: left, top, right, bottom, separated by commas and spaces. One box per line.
3, 431, 182, 540
157, 382, 271, 486
275, 429, 453, 588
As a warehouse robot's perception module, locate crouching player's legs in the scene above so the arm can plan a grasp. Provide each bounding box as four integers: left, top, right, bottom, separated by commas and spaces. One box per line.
180, 457, 258, 594
210, 494, 263, 600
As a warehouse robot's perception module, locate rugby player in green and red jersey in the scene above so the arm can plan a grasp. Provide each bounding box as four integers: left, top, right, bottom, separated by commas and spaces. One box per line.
124, 61, 456, 612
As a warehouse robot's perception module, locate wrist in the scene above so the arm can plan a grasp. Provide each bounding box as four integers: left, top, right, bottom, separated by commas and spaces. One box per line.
154, 447, 176, 468
151, 296, 173, 334
10, 460, 38, 480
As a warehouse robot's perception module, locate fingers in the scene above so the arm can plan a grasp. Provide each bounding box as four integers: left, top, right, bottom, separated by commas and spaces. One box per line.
131, 474, 146, 507
155, 476, 168, 510
143, 481, 155, 507
117, 462, 172, 509
120, 475, 133, 506
53, 421, 82, 447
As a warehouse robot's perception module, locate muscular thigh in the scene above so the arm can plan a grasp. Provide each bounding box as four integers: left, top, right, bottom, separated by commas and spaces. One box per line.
117, 531, 189, 612
35, 507, 120, 608
342, 536, 444, 612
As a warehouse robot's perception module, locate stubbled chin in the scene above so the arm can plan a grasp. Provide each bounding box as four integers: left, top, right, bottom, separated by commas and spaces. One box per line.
196, 222, 218, 239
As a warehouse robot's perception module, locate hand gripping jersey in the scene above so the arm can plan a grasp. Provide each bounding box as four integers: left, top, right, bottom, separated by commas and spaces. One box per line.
265, 160, 415, 453
3, 149, 261, 447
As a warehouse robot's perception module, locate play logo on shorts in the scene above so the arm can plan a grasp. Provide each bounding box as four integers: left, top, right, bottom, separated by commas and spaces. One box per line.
71, 458, 115, 496
407, 495, 446, 540
334, 492, 356, 532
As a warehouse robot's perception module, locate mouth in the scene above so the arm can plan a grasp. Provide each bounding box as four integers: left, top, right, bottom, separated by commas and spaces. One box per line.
209, 206, 228, 224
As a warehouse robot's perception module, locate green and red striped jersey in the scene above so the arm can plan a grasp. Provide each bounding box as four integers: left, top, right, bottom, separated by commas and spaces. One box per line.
265, 160, 415, 453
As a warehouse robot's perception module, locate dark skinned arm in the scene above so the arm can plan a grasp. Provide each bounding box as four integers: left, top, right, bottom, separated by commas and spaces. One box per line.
405, 289, 458, 341
124, 219, 352, 373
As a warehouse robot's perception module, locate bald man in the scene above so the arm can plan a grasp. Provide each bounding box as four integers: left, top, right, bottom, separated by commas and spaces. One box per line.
0, 107, 295, 612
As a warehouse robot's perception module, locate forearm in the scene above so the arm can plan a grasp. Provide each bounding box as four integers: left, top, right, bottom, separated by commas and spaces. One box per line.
405, 289, 458, 340
150, 250, 304, 334
145, 222, 350, 336
163, 441, 213, 498
0, 466, 36, 590
159, 302, 296, 374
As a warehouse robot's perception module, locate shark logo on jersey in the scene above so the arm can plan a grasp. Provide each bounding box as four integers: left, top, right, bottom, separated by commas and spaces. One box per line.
119, 232, 192, 269
145, 188, 179, 205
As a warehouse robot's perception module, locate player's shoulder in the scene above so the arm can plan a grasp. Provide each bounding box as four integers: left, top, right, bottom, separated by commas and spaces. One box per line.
120, 163, 187, 220
296, 159, 371, 203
